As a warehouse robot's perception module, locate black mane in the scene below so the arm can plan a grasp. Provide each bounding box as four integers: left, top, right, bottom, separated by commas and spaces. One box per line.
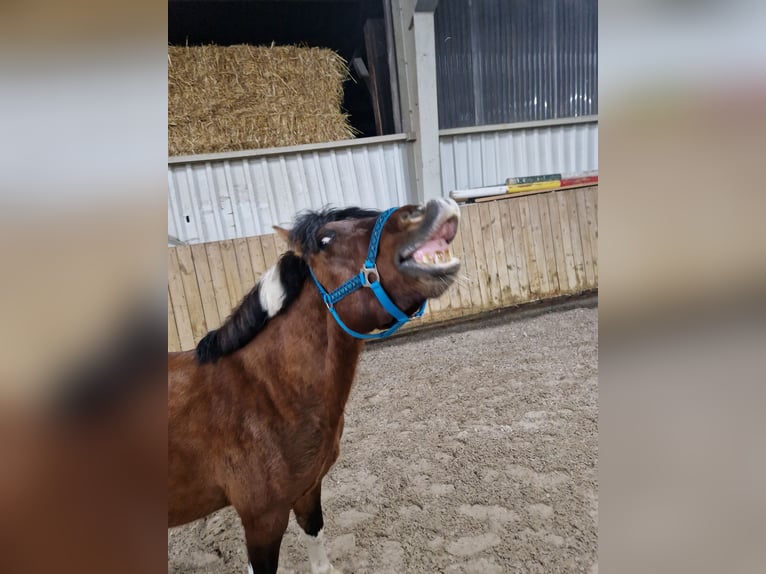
195, 252, 308, 363
196, 207, 380, 363
289, 206, 381, 255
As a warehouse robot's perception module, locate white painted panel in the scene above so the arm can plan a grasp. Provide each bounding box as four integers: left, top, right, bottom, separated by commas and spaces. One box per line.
167, 121, 597, 245
168, 137, 413, 244
438, 120, 598, 194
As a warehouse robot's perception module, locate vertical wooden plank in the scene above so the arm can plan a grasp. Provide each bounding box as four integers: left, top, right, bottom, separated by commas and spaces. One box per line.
428, 282, 443, 315
247, 235, 268, 279
364, 19, 396, 135
575, 189, 595, 288
564, 190, 586, 290
205, 242, 234, 323
167, 288, 180, 352
445, 234, 464, 318
517, 197, 542, 298
507, 199, 531, 300
466, 204, 491, 309
260, 234, 279, 269
168, 249, 195, 351
536, 194, 561, 296
435, 290, 454, 318
190, 243, 221, 331
424, 299, 436, 324
546, 192, 570, 296
234, 237, 256, 292
527, 195, 552, 296
555, 191, 579, 293
451, 211, 473, 312
219, 239, 244, 306
457, 204, 482, 310
584, 187, 598, 283
486, 201, 513, 306
499, 199, 522, 303
478, 202, 502, 307
175, 245, 208, 343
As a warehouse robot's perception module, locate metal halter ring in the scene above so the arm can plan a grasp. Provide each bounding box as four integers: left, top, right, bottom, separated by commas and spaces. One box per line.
360, 265, 380, 287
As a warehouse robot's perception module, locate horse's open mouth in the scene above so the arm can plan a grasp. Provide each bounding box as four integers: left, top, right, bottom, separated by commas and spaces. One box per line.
398, 200, 461, 276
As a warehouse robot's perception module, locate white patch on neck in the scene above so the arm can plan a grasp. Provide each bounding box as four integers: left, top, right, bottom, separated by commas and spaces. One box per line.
302, 528, 338, 574
258, 265, 286, 318
247, 563, 254, 574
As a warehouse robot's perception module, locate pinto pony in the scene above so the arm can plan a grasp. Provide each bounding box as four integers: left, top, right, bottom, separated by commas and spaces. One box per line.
168, 199, 461, 573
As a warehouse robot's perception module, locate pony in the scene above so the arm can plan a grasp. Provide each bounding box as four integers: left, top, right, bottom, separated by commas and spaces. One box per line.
168, 198, 461, 574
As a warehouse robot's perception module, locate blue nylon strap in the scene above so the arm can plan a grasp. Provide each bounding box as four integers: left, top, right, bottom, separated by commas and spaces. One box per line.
364, 207, 397, 268
369, 280, 409, 322
327, 306, 409, 340
325, 273, 363, 305
308, 207, 426, 340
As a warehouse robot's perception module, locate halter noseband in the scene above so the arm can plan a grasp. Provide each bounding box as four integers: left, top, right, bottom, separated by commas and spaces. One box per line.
308, 207, 426, 340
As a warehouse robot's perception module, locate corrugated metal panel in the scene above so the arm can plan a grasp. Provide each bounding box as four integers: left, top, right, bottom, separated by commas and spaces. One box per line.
168, 137, 412, 244
169, 120, 598, 244
434, 0, 598, 129
439, 119, 598, 192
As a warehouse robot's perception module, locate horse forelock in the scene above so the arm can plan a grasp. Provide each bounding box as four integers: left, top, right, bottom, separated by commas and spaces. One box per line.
195, 252, 308, 363
288, 207, 381, 255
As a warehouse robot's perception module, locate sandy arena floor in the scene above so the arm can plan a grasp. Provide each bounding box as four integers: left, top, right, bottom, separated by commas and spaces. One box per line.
168, 300, 598, 573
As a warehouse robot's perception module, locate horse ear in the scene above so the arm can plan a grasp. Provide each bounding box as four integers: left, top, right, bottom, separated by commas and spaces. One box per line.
273, 226, 290, 241
273, 226, 302, 255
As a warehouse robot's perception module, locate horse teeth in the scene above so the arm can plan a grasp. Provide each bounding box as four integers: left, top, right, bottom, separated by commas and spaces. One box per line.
435, 251, 443, 262
423, 254, 433, 264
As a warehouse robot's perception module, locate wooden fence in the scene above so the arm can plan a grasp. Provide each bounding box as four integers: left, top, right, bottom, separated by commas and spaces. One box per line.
168, 186, 597, 352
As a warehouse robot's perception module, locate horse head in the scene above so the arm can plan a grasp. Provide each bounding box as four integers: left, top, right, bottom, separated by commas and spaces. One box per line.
282, 198, 461, 336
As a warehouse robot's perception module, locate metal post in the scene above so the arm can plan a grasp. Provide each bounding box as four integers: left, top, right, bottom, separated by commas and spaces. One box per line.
390, 0, 442, 204
412, 2, 441, 202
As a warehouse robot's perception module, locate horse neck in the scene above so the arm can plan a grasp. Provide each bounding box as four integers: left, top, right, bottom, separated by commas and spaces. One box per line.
246, 282, 365, 419
323, 312, 366, 412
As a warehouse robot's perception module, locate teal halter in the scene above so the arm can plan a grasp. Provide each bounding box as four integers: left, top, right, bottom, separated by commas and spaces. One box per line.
308, 207, 427, 340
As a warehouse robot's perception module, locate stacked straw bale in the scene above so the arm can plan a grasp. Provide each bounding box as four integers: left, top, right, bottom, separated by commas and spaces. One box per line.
168, 45, 355, 156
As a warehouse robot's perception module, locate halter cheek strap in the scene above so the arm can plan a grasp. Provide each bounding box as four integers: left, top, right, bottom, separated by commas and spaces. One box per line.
308, 207, 426, 340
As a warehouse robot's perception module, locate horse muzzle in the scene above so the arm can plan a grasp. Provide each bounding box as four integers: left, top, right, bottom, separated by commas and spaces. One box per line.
397, 198, 461, 276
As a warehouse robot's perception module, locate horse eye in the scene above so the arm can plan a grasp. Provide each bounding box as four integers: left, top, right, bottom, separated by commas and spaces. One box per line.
319, 231, 336, 249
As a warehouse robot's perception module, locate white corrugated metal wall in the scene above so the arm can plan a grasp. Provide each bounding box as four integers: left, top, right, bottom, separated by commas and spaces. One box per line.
439, 118, 598, 192
168, 119, 598, 245
168, 135, 411, 244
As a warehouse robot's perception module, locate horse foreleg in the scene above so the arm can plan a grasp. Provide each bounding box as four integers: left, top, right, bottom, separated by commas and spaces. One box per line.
239, 508, 290, 574
293, 481, 341, 574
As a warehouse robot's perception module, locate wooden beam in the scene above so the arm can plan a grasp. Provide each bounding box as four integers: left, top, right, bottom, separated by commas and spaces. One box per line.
382, 0, 402, 133
364, 19, 396, 135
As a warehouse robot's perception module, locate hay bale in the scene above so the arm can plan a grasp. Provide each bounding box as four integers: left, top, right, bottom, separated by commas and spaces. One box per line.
168, 45, 356, 156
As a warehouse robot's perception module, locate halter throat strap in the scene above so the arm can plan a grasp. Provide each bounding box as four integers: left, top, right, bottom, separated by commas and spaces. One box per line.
308, 207, 426, 340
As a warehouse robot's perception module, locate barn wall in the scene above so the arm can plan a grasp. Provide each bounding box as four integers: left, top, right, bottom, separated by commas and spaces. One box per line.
440, 118, 598, 193
168, 119, 598, 245
434, 0, 599, 128
168, 186, 598, 352
168, 135, 412, 245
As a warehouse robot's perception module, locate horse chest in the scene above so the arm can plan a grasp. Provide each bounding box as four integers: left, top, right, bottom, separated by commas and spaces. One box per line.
290, 419, 343, 477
